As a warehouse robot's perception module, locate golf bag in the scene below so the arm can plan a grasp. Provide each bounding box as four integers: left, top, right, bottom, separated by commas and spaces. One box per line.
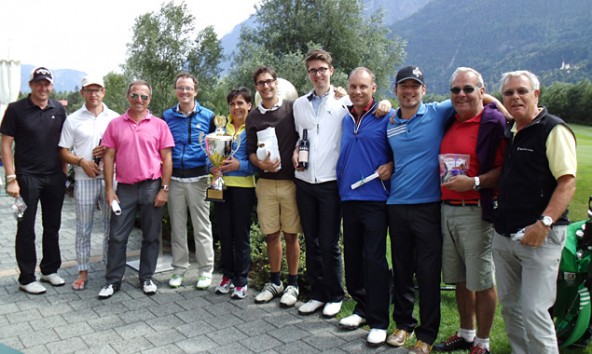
554, 196, 592, 349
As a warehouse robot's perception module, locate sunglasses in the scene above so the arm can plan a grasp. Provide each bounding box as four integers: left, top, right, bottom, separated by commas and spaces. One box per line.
502, 88, 531, 97
129, 93, 150, 101
450, 86, 479, 94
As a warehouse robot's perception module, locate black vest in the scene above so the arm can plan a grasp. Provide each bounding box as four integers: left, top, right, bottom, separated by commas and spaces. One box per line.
494, 107, 573, 235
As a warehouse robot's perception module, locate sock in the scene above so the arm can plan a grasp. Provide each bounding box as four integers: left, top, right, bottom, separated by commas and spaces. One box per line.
458, 328, 476, 342
287, 274, 298, 287
473, 337, 490, 350
270, 272, 281, 286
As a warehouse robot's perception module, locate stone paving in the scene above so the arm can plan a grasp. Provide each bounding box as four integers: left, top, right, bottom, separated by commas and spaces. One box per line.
0, 178, 408, 353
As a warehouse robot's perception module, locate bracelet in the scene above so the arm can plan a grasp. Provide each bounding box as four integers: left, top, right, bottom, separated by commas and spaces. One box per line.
5, 174, 16, 183
77, 157, 84, 166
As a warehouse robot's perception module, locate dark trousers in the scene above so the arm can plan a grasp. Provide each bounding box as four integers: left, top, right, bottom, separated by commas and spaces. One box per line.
105, 180, 164, 284
214, 186, 256, 287
342, 201, 390, 329
296, 180, 344, 303
16, 173, 66, 285
388, 202, 442, 344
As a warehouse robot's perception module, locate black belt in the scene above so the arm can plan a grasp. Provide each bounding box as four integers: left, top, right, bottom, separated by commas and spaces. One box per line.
442, 199, 480, 207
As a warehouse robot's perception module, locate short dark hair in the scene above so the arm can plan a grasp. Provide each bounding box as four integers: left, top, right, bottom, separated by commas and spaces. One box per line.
127, 80, 152, 95
226, 87, 253, 105
252, 66, 277, 84
174, 72, 198, 89
305, 49, 333, 69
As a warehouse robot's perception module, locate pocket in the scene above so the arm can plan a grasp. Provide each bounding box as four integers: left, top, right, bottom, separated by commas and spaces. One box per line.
545, 226, 566, 246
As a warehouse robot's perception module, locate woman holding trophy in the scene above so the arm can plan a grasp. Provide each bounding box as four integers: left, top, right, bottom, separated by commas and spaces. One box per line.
211, 88, 257, 299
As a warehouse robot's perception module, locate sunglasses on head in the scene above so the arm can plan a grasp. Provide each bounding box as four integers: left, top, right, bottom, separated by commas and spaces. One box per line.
450, 86, 479, 94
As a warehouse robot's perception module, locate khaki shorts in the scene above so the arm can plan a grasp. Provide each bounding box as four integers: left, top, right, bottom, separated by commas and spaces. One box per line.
441, 204, 495, 291
255, 178, 302, 235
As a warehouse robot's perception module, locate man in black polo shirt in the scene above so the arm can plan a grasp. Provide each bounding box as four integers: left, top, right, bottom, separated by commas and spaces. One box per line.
1, 67, 68, 294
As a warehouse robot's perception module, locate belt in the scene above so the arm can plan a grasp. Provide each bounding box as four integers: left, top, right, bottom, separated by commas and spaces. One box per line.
442, 199, 480, 207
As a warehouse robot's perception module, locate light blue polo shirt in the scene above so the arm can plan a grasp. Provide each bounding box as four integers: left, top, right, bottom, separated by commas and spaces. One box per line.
387, 100, 455, 204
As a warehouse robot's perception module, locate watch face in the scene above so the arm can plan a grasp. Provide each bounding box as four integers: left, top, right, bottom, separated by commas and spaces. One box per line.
541, 216, 553, 226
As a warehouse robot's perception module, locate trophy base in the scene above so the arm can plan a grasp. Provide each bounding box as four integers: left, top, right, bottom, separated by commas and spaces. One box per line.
206, 188, 225, 203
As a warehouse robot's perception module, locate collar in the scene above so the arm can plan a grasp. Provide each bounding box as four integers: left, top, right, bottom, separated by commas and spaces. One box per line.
349, 98, 375, 117
306, 87, 332, 101
257, 96, 283, 114
123, 109, 152, 122
175, 100, 199, 116
455, 110, 483, 124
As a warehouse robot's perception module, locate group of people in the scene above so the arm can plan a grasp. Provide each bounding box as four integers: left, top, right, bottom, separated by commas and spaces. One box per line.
0, 46, 577, 354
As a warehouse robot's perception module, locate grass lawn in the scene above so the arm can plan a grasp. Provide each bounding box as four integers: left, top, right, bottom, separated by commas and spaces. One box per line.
339, 124, 592, 353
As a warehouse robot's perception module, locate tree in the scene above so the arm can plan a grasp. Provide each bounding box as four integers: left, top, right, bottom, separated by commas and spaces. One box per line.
103, 72, 129, 115
186, 25, 223, 109
228, 0, 405, 95
123, 1, 223, 117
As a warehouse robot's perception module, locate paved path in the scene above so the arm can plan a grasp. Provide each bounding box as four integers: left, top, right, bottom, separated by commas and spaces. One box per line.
0, 179, 407, 353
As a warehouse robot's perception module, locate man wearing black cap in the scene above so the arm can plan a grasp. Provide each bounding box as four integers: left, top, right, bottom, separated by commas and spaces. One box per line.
385, 66, 505, 354
1, 67, 68, 294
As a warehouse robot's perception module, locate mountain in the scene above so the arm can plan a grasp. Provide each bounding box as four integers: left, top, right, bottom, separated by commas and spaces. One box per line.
391, 0, 592, 93
20, 64, 86, 93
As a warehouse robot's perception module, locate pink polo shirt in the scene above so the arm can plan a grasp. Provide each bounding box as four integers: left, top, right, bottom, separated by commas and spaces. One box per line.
102, 110, 175, 184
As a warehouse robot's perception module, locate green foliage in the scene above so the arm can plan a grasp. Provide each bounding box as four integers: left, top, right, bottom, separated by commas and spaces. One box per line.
540, 80, 592, 126
229, 0, 405, 95
123, 1, 223, 117
102, 72, 129, 114
185, 25, 223, 109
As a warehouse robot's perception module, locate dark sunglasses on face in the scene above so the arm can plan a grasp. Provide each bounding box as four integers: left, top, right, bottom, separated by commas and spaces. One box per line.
502, 88, 531, 97
450, 86, 478, 94
129, 93, 150, 101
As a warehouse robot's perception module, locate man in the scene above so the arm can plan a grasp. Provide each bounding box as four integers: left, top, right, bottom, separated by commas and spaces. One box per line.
246, 66, 301, 307
435, 67, 505, 354
98, 80, 174, 299
335, 67, 393, 346
493, 70, 576, 354
163, 73, 215, 290
58, 75, 119, 290
1, 67, 67, 294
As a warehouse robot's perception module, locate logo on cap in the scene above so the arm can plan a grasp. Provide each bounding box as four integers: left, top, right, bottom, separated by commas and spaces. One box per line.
412, 67, 422, 78
29, 67, 53, 84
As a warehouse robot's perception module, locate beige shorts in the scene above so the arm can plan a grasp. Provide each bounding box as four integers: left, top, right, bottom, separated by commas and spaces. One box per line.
255, 178, 302, 235
441, 204, 495, 291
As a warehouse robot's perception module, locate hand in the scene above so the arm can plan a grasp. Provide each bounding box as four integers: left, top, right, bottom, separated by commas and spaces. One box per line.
80, 159, 100, 178
334, 86, 347, 99
375, 100, 392, 118
441, 175, 474, 192
376, 161, 393, 181
5, 179, 20, 198
258, 152, 281, 172
92, 145, 107, 160
220, 156, 239, 173
520, 221, 549, 248
105, 189, 119, 207
153, 189, 168, 207
292, 147, 304, 171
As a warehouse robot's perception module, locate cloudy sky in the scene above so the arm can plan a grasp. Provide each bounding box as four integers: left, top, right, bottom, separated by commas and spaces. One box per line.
0, 0, 259, 76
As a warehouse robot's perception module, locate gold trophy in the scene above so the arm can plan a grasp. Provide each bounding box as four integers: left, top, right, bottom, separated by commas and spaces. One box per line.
199, 115, 239, 202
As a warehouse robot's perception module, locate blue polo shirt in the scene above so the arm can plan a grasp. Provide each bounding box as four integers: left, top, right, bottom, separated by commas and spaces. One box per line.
387, 100, 454, 204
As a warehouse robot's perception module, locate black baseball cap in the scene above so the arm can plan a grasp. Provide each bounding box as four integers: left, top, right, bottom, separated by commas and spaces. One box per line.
29, 67, 53, 84
395, 66, 424, 85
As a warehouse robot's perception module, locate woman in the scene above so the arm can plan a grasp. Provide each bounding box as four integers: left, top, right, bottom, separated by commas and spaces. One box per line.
213, 88, 257, 299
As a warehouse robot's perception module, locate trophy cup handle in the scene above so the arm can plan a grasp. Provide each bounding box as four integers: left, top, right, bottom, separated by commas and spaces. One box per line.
198, 132, 211, 159
230, 135, 242, 157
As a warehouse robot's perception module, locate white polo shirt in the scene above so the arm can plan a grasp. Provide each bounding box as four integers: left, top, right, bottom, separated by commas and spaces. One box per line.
293, 86, 351, 184
59, 103, 119, 180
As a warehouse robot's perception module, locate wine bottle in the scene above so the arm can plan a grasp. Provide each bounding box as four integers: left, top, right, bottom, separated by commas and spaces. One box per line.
93, 139, 102, 164
297, 129, 309, 169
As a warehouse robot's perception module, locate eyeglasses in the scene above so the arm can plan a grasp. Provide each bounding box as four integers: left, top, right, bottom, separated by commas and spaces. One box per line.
83, 88, 103, 94
175, 86, 195, 92
255, 79, 276, 87
307, 67, 329, 76
450, 86, 479, 94
128, 93, 150, 101
502, 88, 531, 97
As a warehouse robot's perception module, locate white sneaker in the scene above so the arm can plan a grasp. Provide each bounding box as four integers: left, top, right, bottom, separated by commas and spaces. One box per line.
279, 285, 299, 307
168, 274, 183, 288
254, 282, 284, 303
215, 276, 234, 294
142, 279, 157, 295
40, 273, 65, 287
298, 300, 325, 315
196, 273, 212, 290
322, 301, 343, 317
19, 281, 47, 294
367, 328, 387, 347
339, 314, 366, 330
98, 284, 119, 299
231, 285, 248, 299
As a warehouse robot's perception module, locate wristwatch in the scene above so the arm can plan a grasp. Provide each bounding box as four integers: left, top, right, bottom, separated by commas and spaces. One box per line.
538, 215, 553, 227
473, 176, 480, 191
161, 185, 170, 192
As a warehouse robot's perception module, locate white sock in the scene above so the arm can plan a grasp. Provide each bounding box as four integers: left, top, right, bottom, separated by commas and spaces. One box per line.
458, 328, 476, 342
474, 337, 490, 350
